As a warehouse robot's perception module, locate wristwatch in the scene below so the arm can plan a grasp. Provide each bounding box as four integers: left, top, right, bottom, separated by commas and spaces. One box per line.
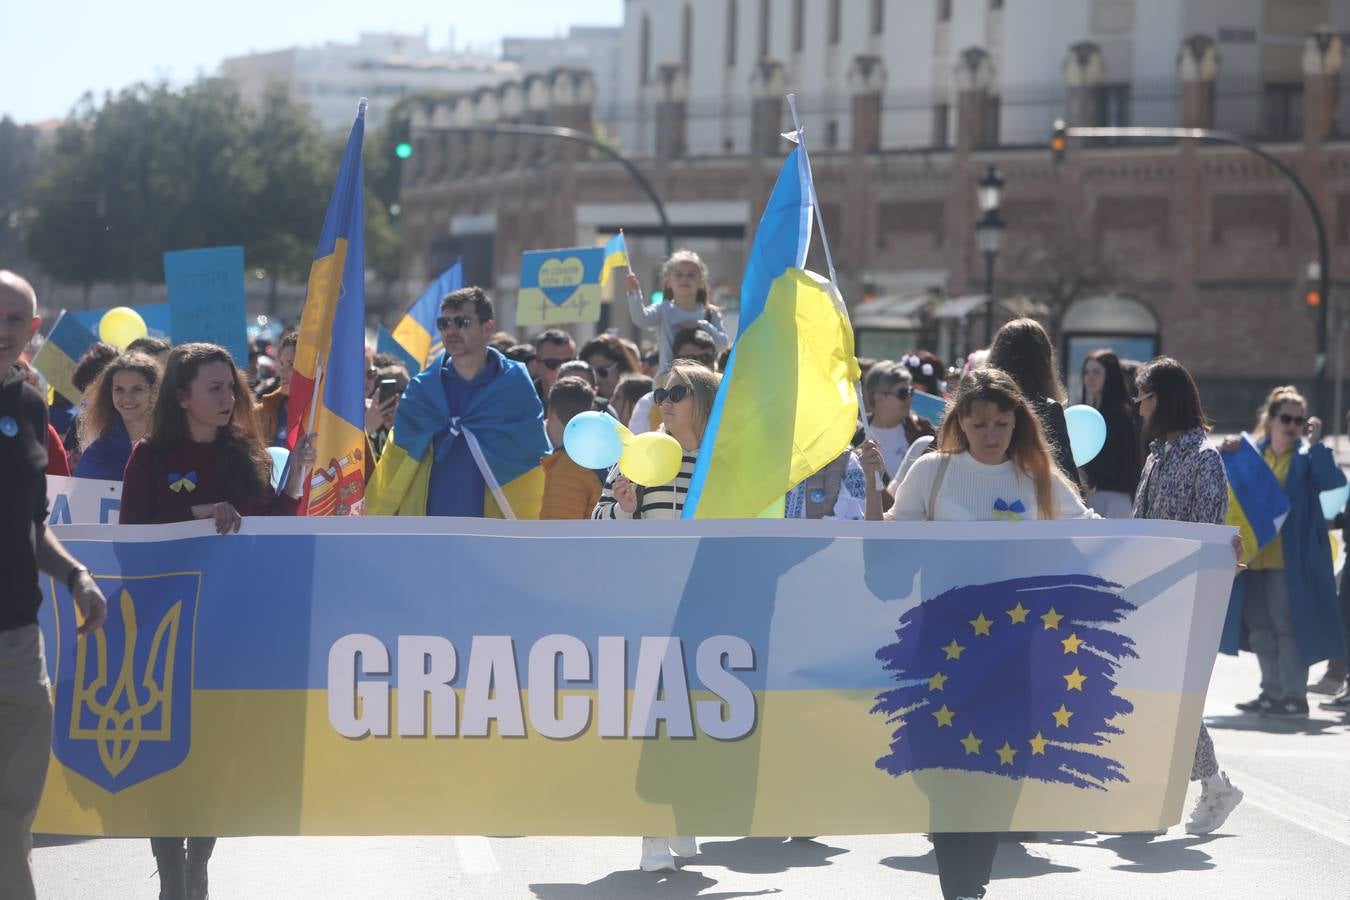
66, 565, 89, 592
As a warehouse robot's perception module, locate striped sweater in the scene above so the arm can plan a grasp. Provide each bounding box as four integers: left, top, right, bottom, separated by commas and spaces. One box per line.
592, 452, 698, 520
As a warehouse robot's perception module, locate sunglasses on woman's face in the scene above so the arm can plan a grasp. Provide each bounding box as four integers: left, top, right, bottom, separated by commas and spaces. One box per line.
436, 314, 475, 332
653, 383, 691, 405
890, 386, 913, 400
1276, 413, 1307, 427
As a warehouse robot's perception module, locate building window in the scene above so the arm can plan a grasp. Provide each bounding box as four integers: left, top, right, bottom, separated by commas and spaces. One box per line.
759, 0, 772, 59
727, 0, 738, 67
991, 0, 1004, 8
793, 0, 806, 52
682, 4, 694, 74
829, 0, 843, 44
826, 119, 839, 148
982, 96, 1002, 147
1094, 84, 1131, 127
938, 0, 952, 22
1263, 83, 1304, 139
871, 0, 885, 35
932, 103, 950, 147
640, 14, 650, 85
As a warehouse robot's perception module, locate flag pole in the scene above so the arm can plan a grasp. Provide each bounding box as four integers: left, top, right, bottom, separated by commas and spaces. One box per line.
785, 93, 890, 490
297, 350, 324, 510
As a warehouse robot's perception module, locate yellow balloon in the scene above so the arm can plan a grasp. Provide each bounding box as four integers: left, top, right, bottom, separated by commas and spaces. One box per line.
619, 431, 684, 487
98, 306, 148, 349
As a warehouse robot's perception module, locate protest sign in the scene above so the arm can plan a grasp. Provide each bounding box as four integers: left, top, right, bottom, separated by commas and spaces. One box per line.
36, 517, 1236, 837
46, 475, 122, 525
164, 246, 248, 364
517, 247, 604, 326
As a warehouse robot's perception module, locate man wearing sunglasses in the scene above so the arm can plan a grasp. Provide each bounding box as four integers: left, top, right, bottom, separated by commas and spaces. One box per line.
626, 327, 718, 435
533, 329, 577, 402
367, 287, 550, 519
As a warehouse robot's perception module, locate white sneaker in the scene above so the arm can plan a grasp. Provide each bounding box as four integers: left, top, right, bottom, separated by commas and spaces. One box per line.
667, 836, 698, 857
639, 836, 677, 872
1186, 773, 1243, 835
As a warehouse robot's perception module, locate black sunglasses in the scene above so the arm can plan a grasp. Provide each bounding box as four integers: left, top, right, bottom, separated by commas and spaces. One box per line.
540, 358, 572, 370
593, 365, 615, 378
436, 314, 476, 331
890, 386, 913, 400
1276, 413, 1307, 427
653, 383, 691, 405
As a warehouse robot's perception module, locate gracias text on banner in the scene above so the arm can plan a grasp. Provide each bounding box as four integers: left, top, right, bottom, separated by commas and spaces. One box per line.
35, 517, 1235, 838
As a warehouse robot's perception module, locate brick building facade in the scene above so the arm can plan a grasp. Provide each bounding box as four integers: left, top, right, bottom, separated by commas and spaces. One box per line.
398, 28, 1350, 425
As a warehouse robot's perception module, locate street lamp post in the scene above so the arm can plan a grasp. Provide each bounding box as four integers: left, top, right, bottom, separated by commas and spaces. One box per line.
975, 166, 1007, 344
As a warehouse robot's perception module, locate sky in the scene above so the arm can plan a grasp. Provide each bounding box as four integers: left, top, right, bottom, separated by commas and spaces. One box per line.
3, 0, 622, 123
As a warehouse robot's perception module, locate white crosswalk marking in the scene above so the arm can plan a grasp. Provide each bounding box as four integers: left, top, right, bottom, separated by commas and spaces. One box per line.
454, 836, 500, 875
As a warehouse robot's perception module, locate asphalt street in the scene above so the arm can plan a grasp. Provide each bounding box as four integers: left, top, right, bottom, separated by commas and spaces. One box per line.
30, 650, 1350, 900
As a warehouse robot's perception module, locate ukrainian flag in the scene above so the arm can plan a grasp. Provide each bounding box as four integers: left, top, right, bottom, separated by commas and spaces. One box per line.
682, 147, 861, 519
376, 324, 420, 375
1221, 433, 1290, 563
31, 312, 98, 402
287, 99, 369, 516
390, 261, 464, 370
600, 232, 628, 286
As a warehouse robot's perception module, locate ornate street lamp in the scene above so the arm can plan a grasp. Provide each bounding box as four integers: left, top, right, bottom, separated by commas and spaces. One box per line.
975, 166, 1006, 343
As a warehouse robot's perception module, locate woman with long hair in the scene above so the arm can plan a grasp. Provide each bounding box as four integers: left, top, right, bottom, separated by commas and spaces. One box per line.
579, 333, 640, 403
1132, 357, 1244, 833
1079, 349, 1142, 517
590, 361, 719, 872
1222, 386, 1346, 720
986, 318, 1080, 485
626, 249, 729, 376
859, 367, 1093, 900
74, 352, 159, 481
119, 343, 314, 900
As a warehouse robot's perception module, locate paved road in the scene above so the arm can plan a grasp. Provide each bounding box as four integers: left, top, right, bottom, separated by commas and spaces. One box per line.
31, 652, 1350, 899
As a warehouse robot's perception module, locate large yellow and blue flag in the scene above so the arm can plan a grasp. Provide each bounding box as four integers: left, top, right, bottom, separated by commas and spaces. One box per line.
600, 232, 629, 286
286, 99, 369, 517
30, 312, 98, 402
682, 147, 861, 519
389, 260, 463, 370
1221, 433, 1291, 563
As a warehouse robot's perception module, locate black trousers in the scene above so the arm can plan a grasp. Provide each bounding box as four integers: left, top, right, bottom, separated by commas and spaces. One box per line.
932, 831, 998, 900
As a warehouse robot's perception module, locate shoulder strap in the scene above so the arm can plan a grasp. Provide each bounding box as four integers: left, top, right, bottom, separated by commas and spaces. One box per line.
927, 453, 953, 522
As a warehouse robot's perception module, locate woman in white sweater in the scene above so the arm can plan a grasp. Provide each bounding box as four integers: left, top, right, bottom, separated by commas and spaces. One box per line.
858, 367, 1094, 900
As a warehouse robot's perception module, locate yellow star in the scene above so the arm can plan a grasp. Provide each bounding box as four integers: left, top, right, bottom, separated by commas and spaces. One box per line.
928, 672, 949, 692
1063, 668, 1087, 691
969, 612, 993, 636
1052, 704, 1074, 728
1040, 607, 1063, 630
996, 741, 1018, 766
942, 639, 965, 660
1061, 633, 1084, 654
1006, 602, 1030, 624
960, 731, 983, 755
932, 704, 955, 728
1029, 731, 1048, 755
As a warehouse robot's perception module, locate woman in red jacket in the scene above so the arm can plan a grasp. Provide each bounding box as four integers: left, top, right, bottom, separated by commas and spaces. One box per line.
120, 343, 313, 899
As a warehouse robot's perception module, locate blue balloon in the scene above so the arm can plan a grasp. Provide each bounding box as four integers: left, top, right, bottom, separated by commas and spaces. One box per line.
266, 446, 290, 491
1320, 483, 1349, 520
1064, 404, 1107, 468
563, 411, 624, 469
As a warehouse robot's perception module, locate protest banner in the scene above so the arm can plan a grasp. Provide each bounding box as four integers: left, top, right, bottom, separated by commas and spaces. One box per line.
517, 247, 604, 326
30, 313, 99, 401
36, 517, 1235, 837
45, 475, 123, 525
164, 246, 249, 365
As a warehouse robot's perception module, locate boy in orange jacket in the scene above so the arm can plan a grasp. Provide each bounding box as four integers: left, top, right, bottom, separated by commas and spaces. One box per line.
540, 376, 604, 519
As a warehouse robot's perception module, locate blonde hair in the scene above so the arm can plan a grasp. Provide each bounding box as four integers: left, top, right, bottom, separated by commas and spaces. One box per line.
1252, 385, 1307, 440
937, 368, 1070, 519
661, 362, 720, 441
660, 249, 713, 308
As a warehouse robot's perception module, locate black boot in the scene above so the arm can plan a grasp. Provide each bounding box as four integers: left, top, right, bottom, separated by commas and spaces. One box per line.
150, 837, 186, 900
185, 837, 216, 900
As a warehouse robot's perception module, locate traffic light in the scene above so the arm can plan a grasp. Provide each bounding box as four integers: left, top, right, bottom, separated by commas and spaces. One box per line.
1051, 119, 1068, 162
1305, 261, 1322, 307
395, 142, 413, 160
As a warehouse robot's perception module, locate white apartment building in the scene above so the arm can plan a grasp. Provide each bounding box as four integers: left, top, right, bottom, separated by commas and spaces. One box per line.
222, 32, 519, 131
616, 0, 1350, 156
